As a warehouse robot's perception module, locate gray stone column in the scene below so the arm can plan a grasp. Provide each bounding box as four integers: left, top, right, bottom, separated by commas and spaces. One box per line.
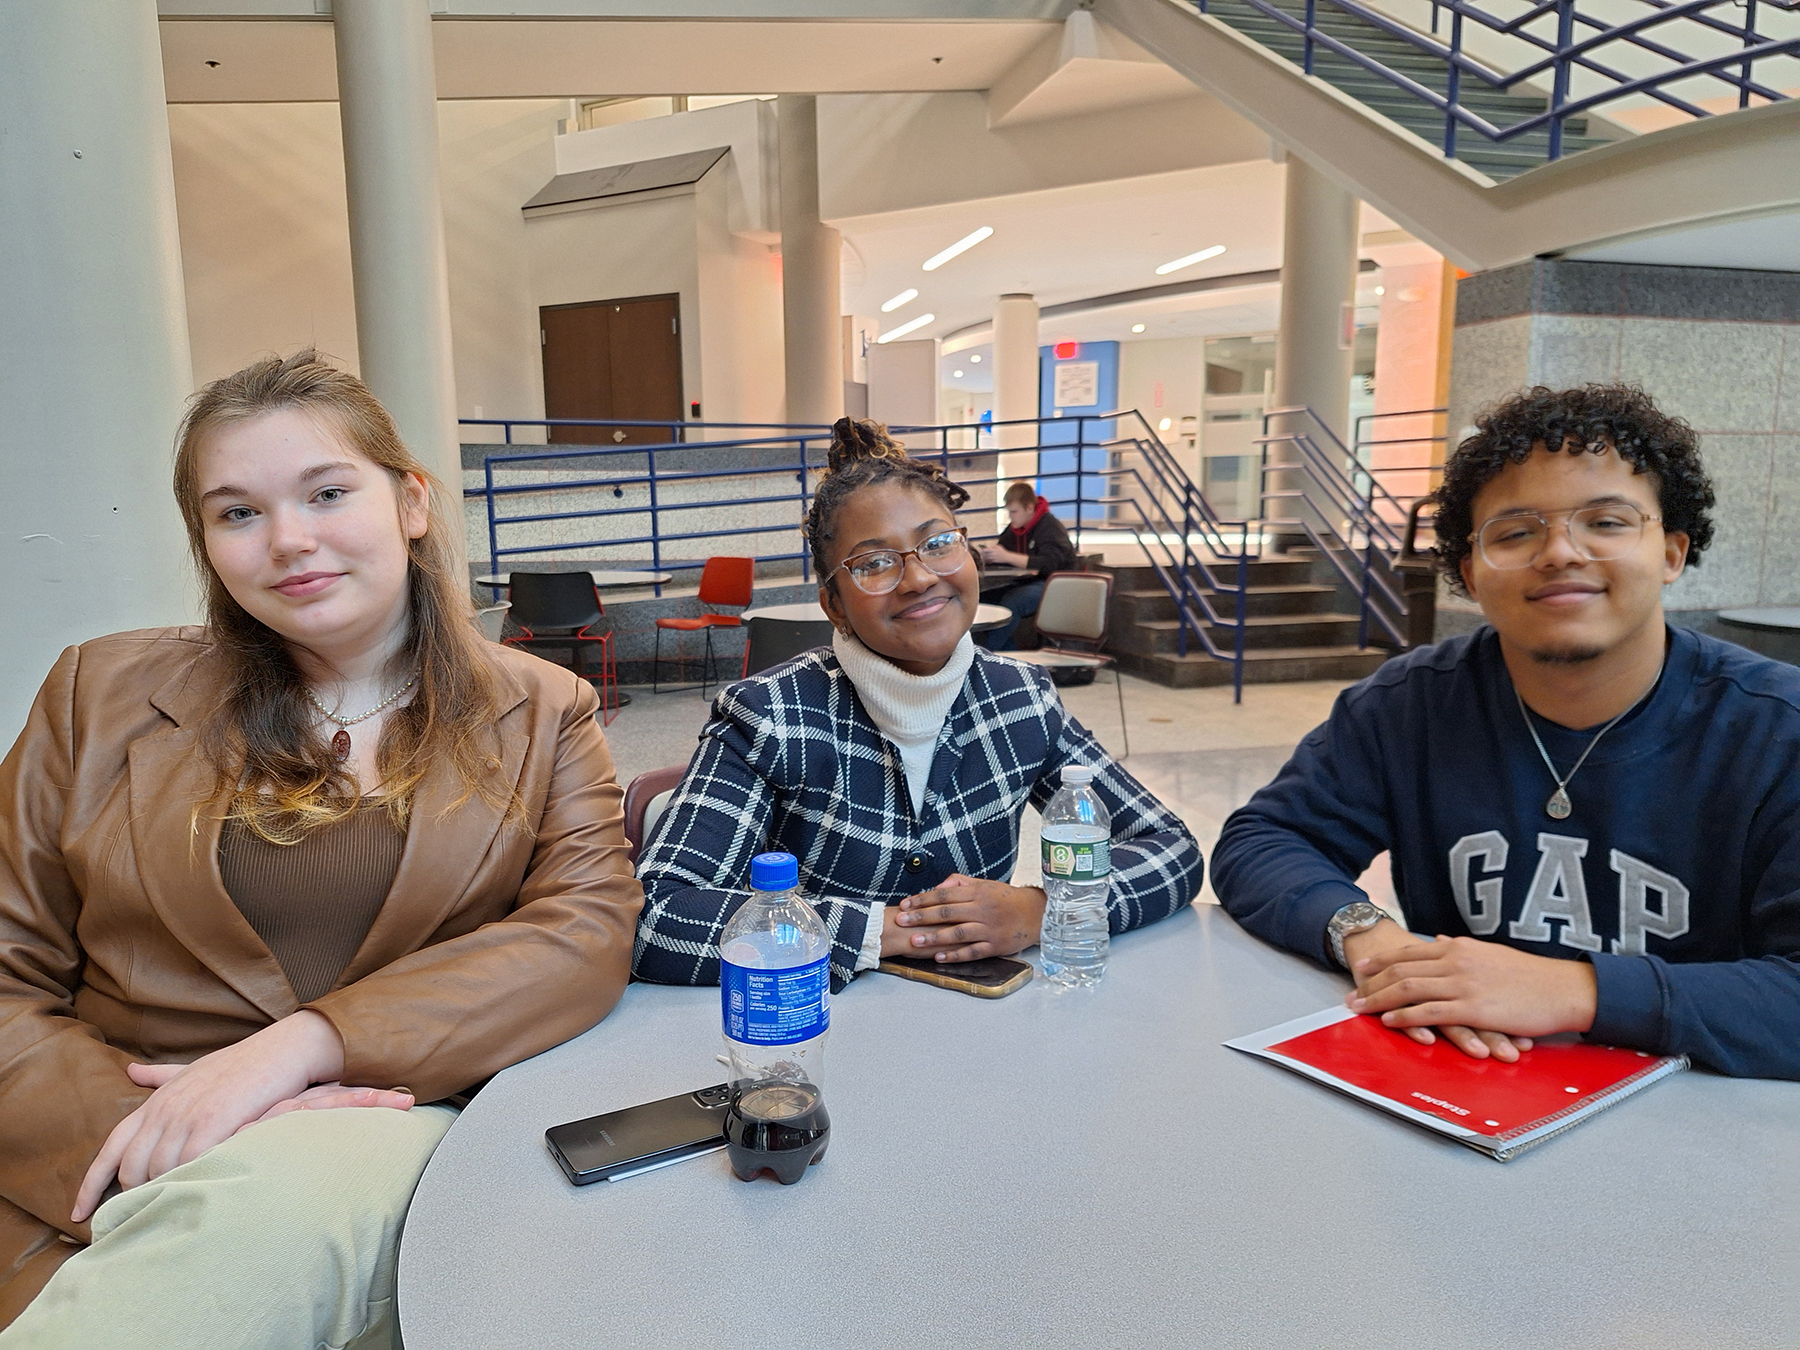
0, 0, 195, 741
334, 0, 463, 498
777, 95, 844, 427
1271, 155, 1359, 540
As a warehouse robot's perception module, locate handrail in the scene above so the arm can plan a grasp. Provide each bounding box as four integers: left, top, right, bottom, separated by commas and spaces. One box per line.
1191, 0, 1800, 167
462, 405, 1452, 703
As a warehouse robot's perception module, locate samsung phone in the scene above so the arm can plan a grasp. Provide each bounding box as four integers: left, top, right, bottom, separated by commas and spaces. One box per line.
545, 1084, 734, 1185
877, 954, 1034, 998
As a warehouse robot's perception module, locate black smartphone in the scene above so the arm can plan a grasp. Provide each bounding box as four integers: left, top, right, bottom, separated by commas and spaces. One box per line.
877, 954, 1034, 998
545, 1083, 734, 1185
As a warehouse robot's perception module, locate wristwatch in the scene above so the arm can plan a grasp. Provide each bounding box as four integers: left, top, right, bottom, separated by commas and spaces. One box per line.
1326, 901, 1388, 970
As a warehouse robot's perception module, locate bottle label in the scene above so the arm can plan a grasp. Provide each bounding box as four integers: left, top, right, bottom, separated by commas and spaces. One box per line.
1043, 837, 1110, 879
721, 956, 830, 1046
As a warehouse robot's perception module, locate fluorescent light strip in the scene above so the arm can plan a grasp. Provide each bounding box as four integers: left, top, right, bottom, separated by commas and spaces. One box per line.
877, 313, 935, 344
921, 226, 993, 272
1154, 244, 1226, 276
881, 288, 918, 313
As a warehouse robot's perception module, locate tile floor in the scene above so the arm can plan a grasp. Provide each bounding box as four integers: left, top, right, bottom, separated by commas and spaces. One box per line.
602, 668, 1398, 911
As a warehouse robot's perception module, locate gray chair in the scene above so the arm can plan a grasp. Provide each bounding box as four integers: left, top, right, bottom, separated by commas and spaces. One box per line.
742, 615, 833, 678
1004, 571, 1129, 757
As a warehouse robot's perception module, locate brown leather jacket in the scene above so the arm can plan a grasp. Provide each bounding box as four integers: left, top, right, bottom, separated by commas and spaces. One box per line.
0, 628, 643, 1323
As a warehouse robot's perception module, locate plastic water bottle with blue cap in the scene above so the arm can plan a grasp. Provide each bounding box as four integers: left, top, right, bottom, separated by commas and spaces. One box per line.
718, 851, 832, 1182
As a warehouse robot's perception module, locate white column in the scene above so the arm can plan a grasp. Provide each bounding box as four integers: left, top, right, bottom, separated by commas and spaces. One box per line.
0, 0, 195, 742
777, 95, 844, 427
1271, 155, 1359, 537
333, 0, 463, 500
992, 293, 1041, 500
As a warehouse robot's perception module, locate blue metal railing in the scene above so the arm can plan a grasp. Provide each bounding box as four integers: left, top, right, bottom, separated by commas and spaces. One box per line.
463, 413, 1275, 700
1191, 0, 1799, 166
1257, 405, 1445, 649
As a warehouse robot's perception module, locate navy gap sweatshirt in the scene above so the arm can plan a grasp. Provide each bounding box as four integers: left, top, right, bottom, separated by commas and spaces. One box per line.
1212, 625, 1800, 1080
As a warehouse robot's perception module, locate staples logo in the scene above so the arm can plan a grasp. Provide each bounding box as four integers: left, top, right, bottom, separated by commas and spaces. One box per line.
1411, 1091, 1470, 1117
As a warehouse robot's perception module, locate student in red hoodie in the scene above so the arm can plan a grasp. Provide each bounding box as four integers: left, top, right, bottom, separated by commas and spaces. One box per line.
979, 482, 1078, 650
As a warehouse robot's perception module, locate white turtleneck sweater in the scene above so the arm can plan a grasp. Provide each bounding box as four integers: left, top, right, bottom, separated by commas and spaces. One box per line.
832, 628, 977, 970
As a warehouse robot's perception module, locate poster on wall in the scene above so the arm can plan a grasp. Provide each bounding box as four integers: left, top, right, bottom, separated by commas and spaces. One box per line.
1053, 361, 1099, 409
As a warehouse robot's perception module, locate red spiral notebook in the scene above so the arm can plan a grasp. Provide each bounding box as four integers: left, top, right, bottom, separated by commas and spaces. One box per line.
1225, 1007, 1687, 1161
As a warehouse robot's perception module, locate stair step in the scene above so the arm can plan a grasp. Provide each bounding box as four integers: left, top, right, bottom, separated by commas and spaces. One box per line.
1113, 644, 1390, 689
1122, 613, 1366, 654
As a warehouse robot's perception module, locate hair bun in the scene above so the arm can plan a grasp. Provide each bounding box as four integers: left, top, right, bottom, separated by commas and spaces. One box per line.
826, 417, 905, 474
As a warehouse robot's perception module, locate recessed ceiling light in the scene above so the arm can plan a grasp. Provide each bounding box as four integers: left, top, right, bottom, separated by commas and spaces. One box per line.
969, 354, 982, 363
952, 370, 964, 378
1158, 417, 1173, 432
1154, 244, 1226, 276
881, 288, 918, 313
922, 227, 993, 272
877, 313, 935, 343
1374, 286, 1386, 296
1131, 323, 1146, 334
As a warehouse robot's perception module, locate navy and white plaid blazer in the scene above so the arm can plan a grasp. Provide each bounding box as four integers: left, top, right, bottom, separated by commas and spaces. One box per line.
633, 647, 1203, 991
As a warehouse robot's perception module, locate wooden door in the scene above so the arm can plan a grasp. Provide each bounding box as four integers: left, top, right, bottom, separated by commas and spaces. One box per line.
540, 295, 683, 445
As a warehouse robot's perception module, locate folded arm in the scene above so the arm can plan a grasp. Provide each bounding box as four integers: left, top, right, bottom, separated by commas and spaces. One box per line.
632, 725, 874, 992
1031, 702, 1203, 934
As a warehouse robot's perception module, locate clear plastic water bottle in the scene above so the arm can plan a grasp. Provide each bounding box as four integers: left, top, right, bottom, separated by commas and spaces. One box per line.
1040, 765, 1112, 989
718, 852, 832, 1183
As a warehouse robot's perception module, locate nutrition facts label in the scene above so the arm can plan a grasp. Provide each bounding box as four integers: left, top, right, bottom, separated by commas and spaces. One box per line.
722, 956, 830, 1046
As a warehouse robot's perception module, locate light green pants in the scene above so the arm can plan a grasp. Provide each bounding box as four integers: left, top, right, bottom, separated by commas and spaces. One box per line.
0, 1103, 457, 1350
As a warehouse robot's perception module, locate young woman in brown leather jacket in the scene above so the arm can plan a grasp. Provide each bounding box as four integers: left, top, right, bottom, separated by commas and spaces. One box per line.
0, 351, 642, 1347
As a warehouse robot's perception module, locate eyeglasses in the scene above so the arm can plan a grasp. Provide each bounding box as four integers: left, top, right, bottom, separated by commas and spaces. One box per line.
833, 528, 970, 595
1473, 503, 1662, 570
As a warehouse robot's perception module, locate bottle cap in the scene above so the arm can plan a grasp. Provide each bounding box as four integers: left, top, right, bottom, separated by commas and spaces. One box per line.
1060, 765, 1096, 786
750, 852, 800, 892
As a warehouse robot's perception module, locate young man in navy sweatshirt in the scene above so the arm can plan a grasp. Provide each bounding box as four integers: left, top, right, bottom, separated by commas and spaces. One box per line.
1212, 384, 1800, 1080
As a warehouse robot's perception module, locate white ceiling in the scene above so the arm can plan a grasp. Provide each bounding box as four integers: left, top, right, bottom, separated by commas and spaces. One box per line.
838, 160, 1397, 350
158, 16, 1060, 101
1565, 207, 1800, 272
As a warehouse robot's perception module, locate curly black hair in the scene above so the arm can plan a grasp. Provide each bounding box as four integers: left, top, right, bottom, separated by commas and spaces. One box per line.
1434, 384, 1715, 595
803, 417, 970, 585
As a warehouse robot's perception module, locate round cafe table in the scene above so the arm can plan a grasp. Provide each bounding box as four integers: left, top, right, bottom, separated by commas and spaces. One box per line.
474, 570, 674, 590
396, 905, 1793, 1349
743, 600, 1014, 632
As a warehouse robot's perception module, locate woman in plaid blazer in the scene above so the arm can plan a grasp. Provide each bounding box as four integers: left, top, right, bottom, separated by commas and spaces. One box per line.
633, 421, 1202, 992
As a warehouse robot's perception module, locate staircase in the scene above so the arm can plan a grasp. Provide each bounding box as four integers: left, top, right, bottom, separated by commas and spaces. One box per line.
1100, 550, 1391, 687
1195, 0, 1614, 179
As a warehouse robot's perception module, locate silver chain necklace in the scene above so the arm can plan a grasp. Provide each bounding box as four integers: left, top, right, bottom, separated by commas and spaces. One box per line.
1514, 667, 1661, 820
306, 677, 416, 761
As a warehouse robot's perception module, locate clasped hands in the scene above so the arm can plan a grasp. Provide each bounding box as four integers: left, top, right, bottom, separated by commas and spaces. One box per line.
72, 1009, 413, 1224
882, 873, 1046, 964
1341, 918, 1599, 1063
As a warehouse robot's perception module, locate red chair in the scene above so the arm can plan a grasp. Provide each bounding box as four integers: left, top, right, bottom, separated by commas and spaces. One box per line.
502, 571, 620, 726
653, 556, 754, 696
623, 762, 688, 863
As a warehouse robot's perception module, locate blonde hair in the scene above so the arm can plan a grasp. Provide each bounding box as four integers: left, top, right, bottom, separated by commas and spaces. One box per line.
172, 349, 510, 844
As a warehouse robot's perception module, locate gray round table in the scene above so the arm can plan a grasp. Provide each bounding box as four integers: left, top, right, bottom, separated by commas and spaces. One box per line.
396, 906, 1795, 1349
474, 570, 675, 589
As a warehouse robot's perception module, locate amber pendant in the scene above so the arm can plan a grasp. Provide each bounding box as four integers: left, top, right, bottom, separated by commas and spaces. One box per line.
1546, 787, 1571, 820
331, 728, 352, 761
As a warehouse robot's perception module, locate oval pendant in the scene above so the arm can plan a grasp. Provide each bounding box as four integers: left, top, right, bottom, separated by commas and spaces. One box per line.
1546, 787, 1572, 820
331, 728, 352, 761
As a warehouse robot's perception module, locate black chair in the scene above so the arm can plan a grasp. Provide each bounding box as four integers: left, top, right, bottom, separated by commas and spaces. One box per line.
502, 572, 619, 724
741, 616, 833, 678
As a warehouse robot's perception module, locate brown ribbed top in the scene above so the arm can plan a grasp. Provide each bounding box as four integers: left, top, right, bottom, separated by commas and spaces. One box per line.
219, 804, 406, 1004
